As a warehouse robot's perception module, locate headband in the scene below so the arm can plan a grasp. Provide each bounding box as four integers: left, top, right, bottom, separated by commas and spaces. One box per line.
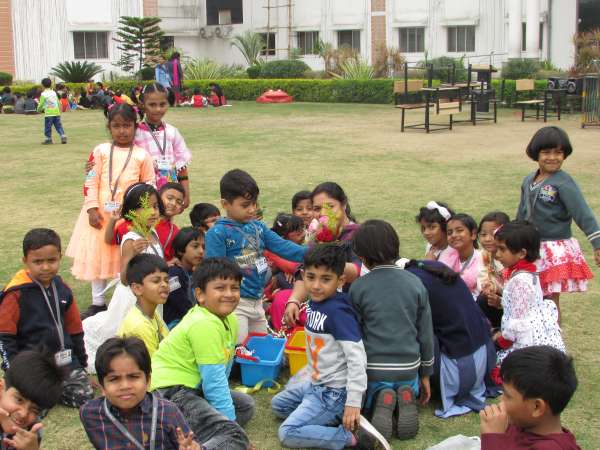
426, 201, 451, 221
124, 183, 148, 202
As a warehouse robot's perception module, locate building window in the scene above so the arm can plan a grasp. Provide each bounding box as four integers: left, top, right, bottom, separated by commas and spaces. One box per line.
338, 30, 360, 51
259, 33, 276, 56
522, 23, 544, 51
73, 31, 109, 59
297, 31, 319, 55
399, 27, 424, 53
207, 0, 242, 26
447, 26, 475, 52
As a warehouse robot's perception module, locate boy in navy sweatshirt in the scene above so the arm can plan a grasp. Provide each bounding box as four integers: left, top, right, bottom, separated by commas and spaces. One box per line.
0, 229, 93, 409
205, 169, 306, 343
271, 244, 389, 450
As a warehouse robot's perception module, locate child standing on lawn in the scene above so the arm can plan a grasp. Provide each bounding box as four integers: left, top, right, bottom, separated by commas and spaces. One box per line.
137, 83, 192, 208
66, 104, 155, 319
204, 169, 306, 344
494, 221, 565, 365
351, 221, 434, 441
0, 229, 93, 409
516, 126, 600, 317
37, 78, 67, 144
271, 244, 389, 450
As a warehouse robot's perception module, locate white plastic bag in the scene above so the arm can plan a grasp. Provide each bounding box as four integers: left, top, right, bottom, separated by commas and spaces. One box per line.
426, 435, 481, 450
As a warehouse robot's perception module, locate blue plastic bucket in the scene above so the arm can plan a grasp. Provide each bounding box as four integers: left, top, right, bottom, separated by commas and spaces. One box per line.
236, 333, 286, 388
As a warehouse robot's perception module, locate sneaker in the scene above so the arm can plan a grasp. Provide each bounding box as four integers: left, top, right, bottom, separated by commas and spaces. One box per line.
61, 136, 67, 144
355, 415, 392, 450
370, 389, 396, 440
396, 386, 418, 440
41, 139, 52, 145
80, 304, 107, 320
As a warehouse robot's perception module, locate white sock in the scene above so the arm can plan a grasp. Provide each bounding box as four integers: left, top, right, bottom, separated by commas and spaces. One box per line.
91, 280, 108, 306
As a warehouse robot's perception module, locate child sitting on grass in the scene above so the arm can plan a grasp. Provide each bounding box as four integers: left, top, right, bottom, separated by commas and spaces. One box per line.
117, 254, 170, 356
189, 203, 221, 232
480, 345, 580, 449
271, 244, 389, 450
151, 258, 253, 450
164, 227, 205, 329
80, 336, 200, 450
351, 221, 434, 441
156, 182, 185, 262
205, 169, 306, 344
0, 350, 64, 450
291, 190, 313, 228
0, 228, 93, 409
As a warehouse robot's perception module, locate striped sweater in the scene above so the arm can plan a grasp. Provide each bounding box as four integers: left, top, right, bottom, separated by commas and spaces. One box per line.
349, 265, 434, 381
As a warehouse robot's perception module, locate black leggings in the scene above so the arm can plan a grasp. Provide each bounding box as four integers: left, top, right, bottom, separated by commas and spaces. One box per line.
477, 294, 503, 329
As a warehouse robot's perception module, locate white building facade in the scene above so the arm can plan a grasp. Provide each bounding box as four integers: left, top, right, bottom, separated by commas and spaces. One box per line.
0, 0, 586, 81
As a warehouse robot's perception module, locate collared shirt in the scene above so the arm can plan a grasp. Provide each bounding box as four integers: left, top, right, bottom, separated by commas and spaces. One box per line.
80, 393, 192, 450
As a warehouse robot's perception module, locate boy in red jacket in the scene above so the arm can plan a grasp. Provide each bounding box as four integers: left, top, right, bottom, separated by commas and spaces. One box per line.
480, 345, 580, 449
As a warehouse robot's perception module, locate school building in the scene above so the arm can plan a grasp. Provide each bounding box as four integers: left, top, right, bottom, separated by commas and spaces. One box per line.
1, 0, 598, 82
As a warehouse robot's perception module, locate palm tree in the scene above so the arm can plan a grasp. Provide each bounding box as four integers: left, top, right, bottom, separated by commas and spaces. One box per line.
230, 31, 265, 67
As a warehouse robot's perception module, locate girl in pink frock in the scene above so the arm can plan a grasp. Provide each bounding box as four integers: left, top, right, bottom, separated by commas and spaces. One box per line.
66, 104, 155, 317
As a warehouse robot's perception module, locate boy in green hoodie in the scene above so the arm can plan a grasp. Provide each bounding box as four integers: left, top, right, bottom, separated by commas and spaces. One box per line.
37, 78, 67, 145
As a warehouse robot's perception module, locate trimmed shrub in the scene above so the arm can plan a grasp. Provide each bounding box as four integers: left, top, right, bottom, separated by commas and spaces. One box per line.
425, 57, 467, 83
260, 60, 310, 79
0, 72, 13, 85
502, 59, 541, 79
247, 65, 261, 79
138, 66, 155, 81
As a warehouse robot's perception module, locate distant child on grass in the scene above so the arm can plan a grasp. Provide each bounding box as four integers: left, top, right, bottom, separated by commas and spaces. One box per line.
151, 258, 253, 450
37, 78, 66, 144
291, 190, 313, 228
205, 169, 306, 343
271, 244, 389, 450
66, 104, 155, 318
494, 221, 565, 366
0, 228, 93, 409
415, 201, 455, 261
117, 254, 170, 356
480, 346, 580, 449
0, 350, 64, 450
351, 221, 434, 441
189, 203, 221, 232
516, 126, 600, 317
156, 182, 185, 262
164, 227, 205, 329
80, 336, 200, 450
477, 211, 510, 329
440, 213, 484, 298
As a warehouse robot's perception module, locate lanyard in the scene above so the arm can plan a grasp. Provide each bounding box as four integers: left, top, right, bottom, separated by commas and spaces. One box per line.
184, 270, 194, 306
161, 223, 175, 254
32, 279, 64, 350
145, 122, 167, 157
459, 251, 475, 275
109, 144, 134, 201
103, 394, 157, 450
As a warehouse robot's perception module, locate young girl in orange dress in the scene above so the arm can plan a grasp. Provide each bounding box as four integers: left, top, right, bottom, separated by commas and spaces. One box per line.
66, 104, 155, 318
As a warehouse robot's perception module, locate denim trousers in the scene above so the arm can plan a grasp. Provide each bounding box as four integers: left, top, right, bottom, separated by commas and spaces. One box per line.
158, 385, 253, 450
271, 381, 353, 450
44, 116, 65, 139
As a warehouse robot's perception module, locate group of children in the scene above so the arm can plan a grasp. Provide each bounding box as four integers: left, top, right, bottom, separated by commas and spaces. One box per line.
0, 79, 595, 450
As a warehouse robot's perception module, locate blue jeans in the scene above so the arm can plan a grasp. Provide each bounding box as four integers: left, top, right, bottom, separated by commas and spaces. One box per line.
364, 377, 420, 410
44, 116, 65, 139
271, 381, 353, 450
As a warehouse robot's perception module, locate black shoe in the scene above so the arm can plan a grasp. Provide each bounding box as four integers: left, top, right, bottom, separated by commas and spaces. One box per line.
42, 139, 52, 145
370, 389, 396, 440
61, 136, 67, 144
396, 386, 418, 440
355, 415, 391, 450
80, 304, 107, 320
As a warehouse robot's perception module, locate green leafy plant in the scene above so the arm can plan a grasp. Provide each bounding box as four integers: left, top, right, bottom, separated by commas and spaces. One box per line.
372, 43, 405, 78
230, 31, 265, 67
259, 60, 310, 79
0, 72, 13, 85
113, 16, 164, 77
247, 65, 261, 79
49, 61, 103, 83
501, 58, 541, 79
330, 57, 374, 80
421, 56, 467, 82
137, 66, 155, 81
184, 58, 244, 80
125, 192, 154, 239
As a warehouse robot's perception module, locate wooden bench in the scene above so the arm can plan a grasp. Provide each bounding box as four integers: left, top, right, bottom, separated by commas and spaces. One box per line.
514, 79, 547, 121
394, 80, 433, 132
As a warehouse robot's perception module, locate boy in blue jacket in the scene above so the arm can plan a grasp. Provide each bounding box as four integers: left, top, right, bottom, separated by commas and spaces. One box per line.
205, 169, 306, 343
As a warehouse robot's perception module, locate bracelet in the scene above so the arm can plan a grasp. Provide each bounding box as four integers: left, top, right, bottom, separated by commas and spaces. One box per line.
285, 300, 301, 309
177, 175, 189, 181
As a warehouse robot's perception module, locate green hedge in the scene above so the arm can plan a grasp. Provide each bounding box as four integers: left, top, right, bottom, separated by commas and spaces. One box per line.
9, 78, 550, 106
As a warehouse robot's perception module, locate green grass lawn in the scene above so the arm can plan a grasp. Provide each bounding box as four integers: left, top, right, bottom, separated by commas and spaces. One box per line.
1, 103, 598, 449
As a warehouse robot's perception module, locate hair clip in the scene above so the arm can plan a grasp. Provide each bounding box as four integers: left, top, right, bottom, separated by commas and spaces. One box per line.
426, 201, 451, 221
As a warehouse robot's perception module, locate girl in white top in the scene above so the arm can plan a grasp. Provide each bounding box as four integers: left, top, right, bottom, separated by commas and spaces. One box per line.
83, 183, 165, 371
